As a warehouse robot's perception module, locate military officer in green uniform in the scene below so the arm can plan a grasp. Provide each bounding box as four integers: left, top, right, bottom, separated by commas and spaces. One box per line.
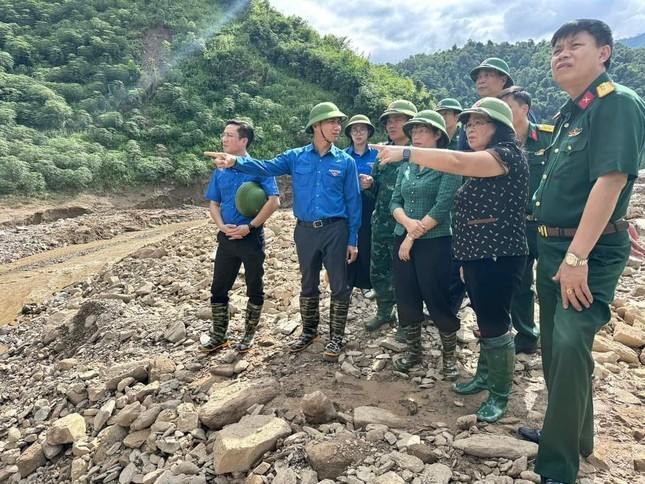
436, 98, 463, 151
517, 19, 645, 484
363, 100, 417, 333
499, 86, 554, 354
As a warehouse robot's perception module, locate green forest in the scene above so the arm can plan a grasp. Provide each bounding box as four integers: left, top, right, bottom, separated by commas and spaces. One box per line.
394, 39, 645, 123
0, 0, 643, 195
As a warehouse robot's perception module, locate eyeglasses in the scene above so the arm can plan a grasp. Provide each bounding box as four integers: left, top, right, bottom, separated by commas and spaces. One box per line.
350, 127, 369, 134
465, 120, 492, 130
220, 132, 239, 139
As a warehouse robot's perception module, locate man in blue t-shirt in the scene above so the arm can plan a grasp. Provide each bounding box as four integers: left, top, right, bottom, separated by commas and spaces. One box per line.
199, 119, 280, 354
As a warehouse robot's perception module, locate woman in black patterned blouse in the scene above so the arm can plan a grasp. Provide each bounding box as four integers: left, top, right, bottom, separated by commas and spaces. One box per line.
371, 97, 528, 423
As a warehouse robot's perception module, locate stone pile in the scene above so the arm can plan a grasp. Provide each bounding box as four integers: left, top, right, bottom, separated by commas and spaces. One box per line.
0, 208, 644, 483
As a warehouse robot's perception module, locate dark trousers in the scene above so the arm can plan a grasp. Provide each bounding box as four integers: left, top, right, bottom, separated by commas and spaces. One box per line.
294, 219, 351, 300
448, 258, 467, 315
509, 221, 540, 348
461, 256, 526, 338
393, 235, 460, 333
347, 195, 374, 289
211, 229, 265, 306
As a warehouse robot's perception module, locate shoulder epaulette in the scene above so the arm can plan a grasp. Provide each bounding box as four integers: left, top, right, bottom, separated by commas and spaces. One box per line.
552, 112, 561, 120
538, 124, 554, 133
597, 81, 615, 98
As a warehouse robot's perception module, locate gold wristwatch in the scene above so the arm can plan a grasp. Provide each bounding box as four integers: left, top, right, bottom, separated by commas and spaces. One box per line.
564, 252, 588, 267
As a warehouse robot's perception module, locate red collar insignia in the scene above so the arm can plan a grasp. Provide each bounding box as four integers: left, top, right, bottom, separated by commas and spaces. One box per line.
530, 128, 538, 141
578, 90, 595, 110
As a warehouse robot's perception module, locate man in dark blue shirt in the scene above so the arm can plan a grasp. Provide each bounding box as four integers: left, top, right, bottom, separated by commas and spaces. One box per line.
207, 103, 362, 362
199, 119, 280, 355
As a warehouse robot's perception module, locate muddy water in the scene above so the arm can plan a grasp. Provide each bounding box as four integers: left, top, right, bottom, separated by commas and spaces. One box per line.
0, 219, 207, 326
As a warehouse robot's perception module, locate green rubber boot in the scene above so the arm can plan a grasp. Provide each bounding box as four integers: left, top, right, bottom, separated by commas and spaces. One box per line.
452, 347, 488, 395
237, 302, 262, 353
289, 296, 320, 352
198, 303, 230, 353
439, 331, 459, 381
476, 333, 515, 423
365, 305, 397, 332
392, 324, 423, 372
323, 298, 350, 362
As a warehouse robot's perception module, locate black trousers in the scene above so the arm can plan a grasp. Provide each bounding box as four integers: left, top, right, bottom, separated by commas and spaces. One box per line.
294, 219, 351, 300
461, 255, 526, 338
347, 194, 374, 289
210, 229, 265, 306
393, 235, 460, 333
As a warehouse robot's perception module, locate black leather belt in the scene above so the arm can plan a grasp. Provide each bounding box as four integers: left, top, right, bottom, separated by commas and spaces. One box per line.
297, 217, 343, 228
537, 219, 629, 238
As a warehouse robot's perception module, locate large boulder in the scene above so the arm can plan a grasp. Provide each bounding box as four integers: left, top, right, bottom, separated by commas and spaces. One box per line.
212, 415, 291, 474
198, 378, 280, 430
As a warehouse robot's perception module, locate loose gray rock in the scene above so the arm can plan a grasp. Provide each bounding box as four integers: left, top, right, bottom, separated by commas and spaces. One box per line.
419, 463, 452, 484
453, 434, 538, 460
353, 406, 408, 430
301, 390, 337, 424
46, 413, 86, 445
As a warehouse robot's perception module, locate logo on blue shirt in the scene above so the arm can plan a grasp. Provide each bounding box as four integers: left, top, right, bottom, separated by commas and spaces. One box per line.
328, 169, 341, 177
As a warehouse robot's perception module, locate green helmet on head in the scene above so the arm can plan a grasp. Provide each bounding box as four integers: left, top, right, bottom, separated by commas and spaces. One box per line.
305, 102, 347, 134
344, 114, 375, 138
469, 57, 514, 88
379, 99, 418, 124
458, 97, 515, 132
235, 181, 268, 218
403, 110, 450, 148
436, 98, 463, 113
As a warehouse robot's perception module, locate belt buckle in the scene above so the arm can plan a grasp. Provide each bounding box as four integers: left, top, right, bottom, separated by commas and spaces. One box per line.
313, 220, 324, 228
538, 225, 548, 237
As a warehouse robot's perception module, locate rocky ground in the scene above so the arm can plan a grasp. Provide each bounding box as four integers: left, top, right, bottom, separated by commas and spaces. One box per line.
1, 181, 645, 484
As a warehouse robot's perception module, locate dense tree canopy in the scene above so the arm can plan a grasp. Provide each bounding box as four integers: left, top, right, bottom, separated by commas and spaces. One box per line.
394, 39, 645, 123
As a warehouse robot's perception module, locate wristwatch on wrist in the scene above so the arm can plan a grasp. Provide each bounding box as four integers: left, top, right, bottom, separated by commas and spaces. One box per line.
247, 223, 257, 233
402, 148, 411, 162
564, 252, 588, 267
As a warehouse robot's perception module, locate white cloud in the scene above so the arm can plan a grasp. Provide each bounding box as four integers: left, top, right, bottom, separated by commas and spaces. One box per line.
267, 0, 645, 63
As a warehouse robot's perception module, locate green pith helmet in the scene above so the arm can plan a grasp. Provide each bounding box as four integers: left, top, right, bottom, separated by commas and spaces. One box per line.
469, 57, 514, 88
305, 102, 347, 134
235, 181, 268, 218
403, 110, 450, 148
379, 99, 418, 123
344, 114, 375, 138
436, 98, 463, 113
458, 97, 515, 132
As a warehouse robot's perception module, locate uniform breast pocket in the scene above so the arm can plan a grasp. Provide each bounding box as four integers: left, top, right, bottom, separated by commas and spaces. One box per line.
563, 136, 589, 177
293, 163, 314, 189
323, 167, 346, 194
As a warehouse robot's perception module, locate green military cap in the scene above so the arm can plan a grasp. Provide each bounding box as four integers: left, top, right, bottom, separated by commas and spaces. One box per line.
458, 97, 515, 132
305, 102, 347, 134
470, 57, 514, 88
436, 98, 463, 113
379, 99, 418, 123
344, 114, 375, 138
403, 110, 450, 148
235, 181, 268, 218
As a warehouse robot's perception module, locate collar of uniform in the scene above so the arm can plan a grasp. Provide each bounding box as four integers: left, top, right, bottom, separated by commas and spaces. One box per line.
571, 72, 612, 112
305, 143, 341, 156
527, 121, 539, 142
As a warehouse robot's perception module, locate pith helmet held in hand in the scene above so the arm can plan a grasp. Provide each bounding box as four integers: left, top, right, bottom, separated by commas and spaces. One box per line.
458, 97, 515, 132
379, 99, 418, 123
235, 181, 268, 218
436, 98, 463, 113
344, 114, 375, 138
470, 57, 514, 88
403, 110, 450, 148
305, 102, 347, 134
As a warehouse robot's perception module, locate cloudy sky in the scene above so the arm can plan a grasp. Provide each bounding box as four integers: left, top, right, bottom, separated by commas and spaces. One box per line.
267, 0, 645, 63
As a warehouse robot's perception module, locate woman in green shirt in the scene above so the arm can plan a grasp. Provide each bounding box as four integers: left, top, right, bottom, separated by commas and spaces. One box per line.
389, 110, 462, 379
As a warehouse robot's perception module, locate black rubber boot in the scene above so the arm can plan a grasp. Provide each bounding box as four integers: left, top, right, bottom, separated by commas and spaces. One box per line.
198, 303, 229, 353
323, 298, 350, 362
392, 324, 423, 372
439, 331, 459, 381
289, 296, 320, 352
237, 302, 262, 353
364, 305, 397, 332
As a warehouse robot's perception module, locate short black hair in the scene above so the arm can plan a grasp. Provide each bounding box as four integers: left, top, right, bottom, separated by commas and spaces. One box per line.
487, 119, 521, 149
226, 119, 255, 148
498, 86, 532, 110
551, 19, 613, 70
